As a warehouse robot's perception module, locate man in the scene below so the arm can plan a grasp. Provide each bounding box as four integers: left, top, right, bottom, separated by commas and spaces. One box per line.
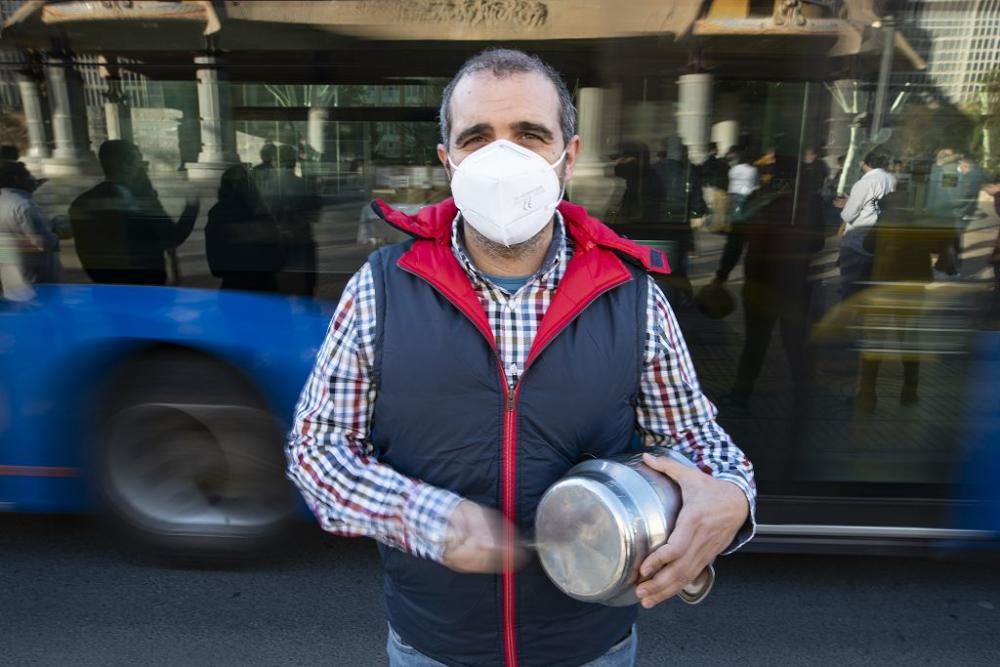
834, 150, 895, 299
287, 49, 755, 667
69, 140, 199, 285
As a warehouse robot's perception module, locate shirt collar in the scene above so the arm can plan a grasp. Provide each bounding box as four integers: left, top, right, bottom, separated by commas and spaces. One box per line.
451, 212, 568, 291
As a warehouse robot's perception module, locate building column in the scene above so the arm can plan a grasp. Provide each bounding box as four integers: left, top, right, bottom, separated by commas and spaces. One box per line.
99, 57, 133, 143
186, 53, 239, 180
676, 73, 713, 165
566, 86, 625, 219
42, 50, 97, 176
307, 106, 330, 159
16, 68, 50, 169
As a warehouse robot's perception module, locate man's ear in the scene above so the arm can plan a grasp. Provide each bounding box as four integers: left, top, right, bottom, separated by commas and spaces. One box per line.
561, 135, 582, 182
437, 144, 452, 180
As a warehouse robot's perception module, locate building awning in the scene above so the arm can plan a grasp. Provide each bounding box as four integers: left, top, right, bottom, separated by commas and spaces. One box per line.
1, 0, 924, 73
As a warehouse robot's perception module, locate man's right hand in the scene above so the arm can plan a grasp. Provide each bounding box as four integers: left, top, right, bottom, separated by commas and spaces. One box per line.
441, 500, 527, 574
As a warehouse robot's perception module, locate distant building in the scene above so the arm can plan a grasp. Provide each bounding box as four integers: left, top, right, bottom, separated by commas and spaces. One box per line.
896, 0, 1000, 104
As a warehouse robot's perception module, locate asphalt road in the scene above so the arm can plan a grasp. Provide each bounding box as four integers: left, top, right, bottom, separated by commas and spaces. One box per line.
2, 515, 998, 666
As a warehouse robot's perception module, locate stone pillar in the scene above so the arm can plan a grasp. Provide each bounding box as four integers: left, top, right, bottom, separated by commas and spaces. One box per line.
307, 106, 329, 159
101, 59, 133, 143
16, 69, 50, 169
676, 73, 713, 165
42, 51, 97, 176
186, 53, 239, 180
711, 120, 739, 155
566, 87, 625, 219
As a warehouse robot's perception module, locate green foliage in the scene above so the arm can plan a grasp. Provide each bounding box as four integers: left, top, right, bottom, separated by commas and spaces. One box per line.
896, 101, 976, 160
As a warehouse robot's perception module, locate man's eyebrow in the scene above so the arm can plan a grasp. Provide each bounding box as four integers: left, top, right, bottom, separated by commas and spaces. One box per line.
454, 123, 493, 145
511, 121, 555, 141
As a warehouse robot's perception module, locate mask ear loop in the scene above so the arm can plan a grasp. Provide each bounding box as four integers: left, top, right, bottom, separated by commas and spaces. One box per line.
552, 150, 568, 202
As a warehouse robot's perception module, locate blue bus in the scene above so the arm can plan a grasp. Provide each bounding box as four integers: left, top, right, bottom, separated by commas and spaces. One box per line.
1, 0, 998, 557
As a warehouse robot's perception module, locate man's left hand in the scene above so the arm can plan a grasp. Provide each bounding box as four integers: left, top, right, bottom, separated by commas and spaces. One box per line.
634, 452, 749, 609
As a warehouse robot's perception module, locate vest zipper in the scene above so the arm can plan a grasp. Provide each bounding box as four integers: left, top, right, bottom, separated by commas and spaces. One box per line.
500, 369, 519, 667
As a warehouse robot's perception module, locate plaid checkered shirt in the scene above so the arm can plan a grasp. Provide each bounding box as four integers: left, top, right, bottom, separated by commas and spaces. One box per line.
287, 213, 756, 562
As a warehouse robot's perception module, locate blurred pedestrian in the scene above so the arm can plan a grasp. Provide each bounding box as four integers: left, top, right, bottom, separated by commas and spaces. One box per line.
0, 161, 65, 298
833, 151, 895, 299
800, 146, 829, 198
251, 140, 276, 189
205, 165, 284, 292
259, 144, 318, 297
612, 141, 651, 220
851, 190, 946, 411
754, 146, 777, 187
702, 141, 730, 232
727, 147, 758, 226
69, 140, 199, 286
985, 181, 1000, 293
647, 136, 705, 270
713, 158, 825, 411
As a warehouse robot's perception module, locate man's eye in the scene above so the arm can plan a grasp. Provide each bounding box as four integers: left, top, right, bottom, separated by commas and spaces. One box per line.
464, 136, 486, 147
521, 133, 542, 141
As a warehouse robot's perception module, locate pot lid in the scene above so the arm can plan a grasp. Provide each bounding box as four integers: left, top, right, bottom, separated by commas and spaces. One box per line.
534, 476, 632, 601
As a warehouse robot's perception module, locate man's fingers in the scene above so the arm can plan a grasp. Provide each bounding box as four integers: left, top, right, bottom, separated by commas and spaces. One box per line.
638, 507, 697, 577
638, 540, 683, 580
634, 557, 701, 608
641, 452, 695, 482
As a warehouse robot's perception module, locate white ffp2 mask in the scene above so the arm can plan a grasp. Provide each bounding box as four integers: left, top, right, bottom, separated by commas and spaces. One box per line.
448, 139, 566, 247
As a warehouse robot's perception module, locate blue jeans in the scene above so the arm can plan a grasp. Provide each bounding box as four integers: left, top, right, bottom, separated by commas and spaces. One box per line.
386, 624, 638, 667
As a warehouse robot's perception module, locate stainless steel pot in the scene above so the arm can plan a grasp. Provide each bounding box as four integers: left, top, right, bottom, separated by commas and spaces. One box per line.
533, 447, 714, 606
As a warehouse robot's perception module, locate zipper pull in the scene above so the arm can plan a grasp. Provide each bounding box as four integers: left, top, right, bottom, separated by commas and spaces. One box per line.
507, 393, 515, 411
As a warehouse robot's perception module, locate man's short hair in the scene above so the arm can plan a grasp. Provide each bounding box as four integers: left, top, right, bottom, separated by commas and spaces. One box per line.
260, 142, 277, 165
99, 139, 141, 178
439, 48, 576, 148
863, 150, 890, 171
277, 144, 297, 168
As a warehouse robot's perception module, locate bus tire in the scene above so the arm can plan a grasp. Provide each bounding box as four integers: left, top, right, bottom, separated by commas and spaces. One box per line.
94, 347, 295, 562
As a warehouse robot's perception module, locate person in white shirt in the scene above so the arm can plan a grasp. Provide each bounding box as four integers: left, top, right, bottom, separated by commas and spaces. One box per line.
0, 161, 66, 300
726, 148, 758, 224
833, 151, 895, 298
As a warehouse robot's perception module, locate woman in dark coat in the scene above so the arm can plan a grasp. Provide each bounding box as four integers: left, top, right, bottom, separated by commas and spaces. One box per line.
205, 165, 284, 292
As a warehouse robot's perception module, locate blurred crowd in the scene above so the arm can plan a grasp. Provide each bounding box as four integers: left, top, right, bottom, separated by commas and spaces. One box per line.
609, 135, 1000, 413
0, 139, 322, 301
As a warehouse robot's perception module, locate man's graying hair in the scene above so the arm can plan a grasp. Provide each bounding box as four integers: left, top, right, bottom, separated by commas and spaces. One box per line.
439, 48, 576, 148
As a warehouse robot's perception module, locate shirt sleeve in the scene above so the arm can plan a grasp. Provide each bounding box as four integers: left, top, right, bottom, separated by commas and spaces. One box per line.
17, 201, 58, 252
286, 263, 463, 561
636, 277, 757, 553
839, 178, 868, 225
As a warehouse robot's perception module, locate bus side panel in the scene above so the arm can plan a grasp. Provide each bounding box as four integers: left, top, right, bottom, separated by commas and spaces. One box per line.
1, 285, 331, 513
955, 330, 1000, 535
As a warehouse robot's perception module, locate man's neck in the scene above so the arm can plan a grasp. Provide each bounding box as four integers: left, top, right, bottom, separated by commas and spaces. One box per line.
462, 219, 555, 278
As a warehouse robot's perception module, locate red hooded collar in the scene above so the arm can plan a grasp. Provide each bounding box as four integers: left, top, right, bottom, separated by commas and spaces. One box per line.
372, 198, 669, 363
371, 198, 671, 275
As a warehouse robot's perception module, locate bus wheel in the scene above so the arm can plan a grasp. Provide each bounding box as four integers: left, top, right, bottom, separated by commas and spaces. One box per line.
96, 349, 294, 560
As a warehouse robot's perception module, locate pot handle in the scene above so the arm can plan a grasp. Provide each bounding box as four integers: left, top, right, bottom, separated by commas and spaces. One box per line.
677, 563, 715, 605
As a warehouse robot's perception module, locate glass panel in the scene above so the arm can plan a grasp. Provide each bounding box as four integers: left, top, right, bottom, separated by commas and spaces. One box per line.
0, 0, 997, 530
